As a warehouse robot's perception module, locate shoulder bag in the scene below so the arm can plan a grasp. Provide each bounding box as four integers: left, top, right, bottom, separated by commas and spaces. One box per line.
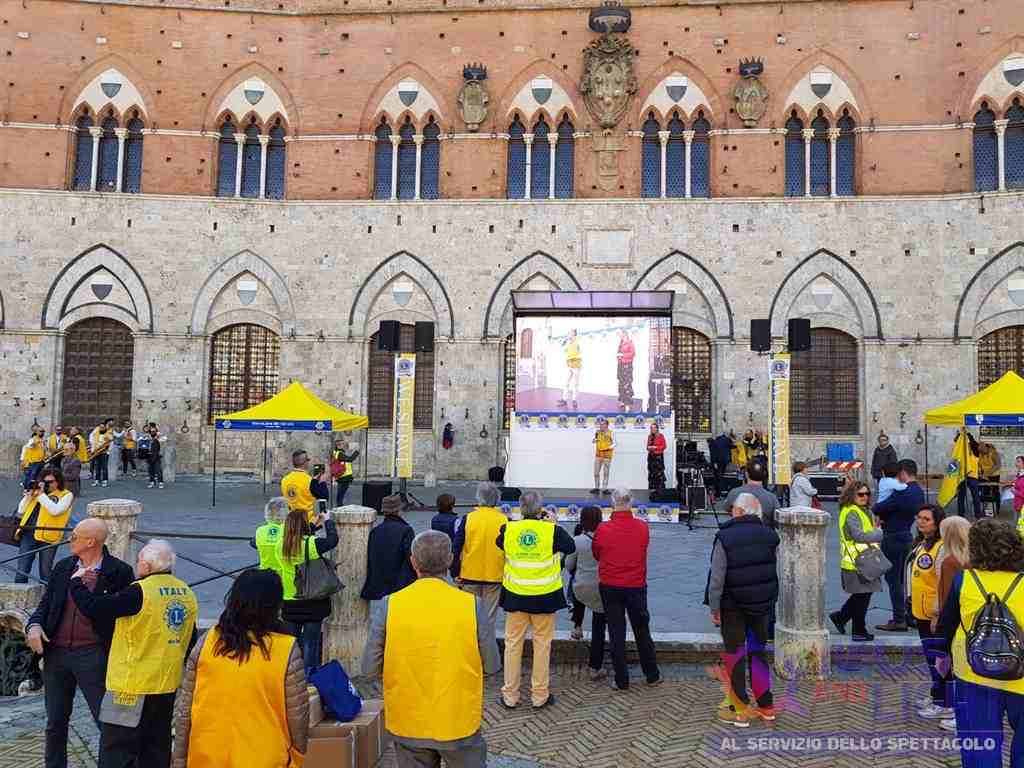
842, 511, 892, 581
294, 537, 344, 601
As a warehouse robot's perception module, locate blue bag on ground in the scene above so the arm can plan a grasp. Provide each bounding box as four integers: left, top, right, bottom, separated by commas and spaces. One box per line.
310, 660, 363, 722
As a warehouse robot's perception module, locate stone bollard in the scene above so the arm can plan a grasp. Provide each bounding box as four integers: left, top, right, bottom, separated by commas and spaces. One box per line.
322, 505, 375, 674
163, 441, 176, 483
774, 505, 831, 680
108, 444, 121, 483
88, 499, 141, 563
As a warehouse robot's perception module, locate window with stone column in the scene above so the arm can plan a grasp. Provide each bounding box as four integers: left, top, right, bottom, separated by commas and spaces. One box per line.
978, 324, 1024, 436
72, 113, 95, 191
216, 118, 239, 197
367, 324, 435, 430
71, 109, 144, 194
421, 117, 441, 200
789, 328, 859, 435
665, 113, 685, 198
809, 112, 830, 197
1006, 99, 1024, 191
506, 115, 527, 199
973, 103, 998, 192
373, 118, 393, 200
265, 119, 287, 200
529, 117, 551, 199
690, 112, 711, 198
641, 113, 661, 198
96, 114, 120, 192
397, 117, 417, 200
554, 115, 575, 199
836, 111, 855, 196
122, 115, 144, 194
784, 113, 805, 197
240, 119, 262, 198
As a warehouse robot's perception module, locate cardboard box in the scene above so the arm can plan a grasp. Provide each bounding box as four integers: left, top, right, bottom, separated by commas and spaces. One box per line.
308, 688, 325, 727
308, 699, 385, 768
304, 733, 356, 768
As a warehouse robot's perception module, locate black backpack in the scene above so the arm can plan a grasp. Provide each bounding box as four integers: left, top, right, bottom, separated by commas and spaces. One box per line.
964, 570, 1024, 681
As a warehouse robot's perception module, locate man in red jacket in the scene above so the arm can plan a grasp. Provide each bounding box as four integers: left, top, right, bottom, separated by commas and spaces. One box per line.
592, 487, 661, 689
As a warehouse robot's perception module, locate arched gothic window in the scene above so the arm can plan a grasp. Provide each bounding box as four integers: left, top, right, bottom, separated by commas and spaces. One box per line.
421, 117, 441, 200
265, 119, 286, 200
367, 324, 435, 430
397, 118, 417, 200
641, 113, 661, 198
836, 111, 855, 196
789, 328, 859, 435
207, 324, 281, 422
96, 115, 119, 192
72, 113, 95, 191
122, 115, 144, 194
1006, 98, 1024, 191
216, 118, 238, 197
784, 113, 805, 197
506, 116, 527, 199
240, 120, 262, 198
530, 118, 551, 199
665, 113, 685, 198
691, 113, 711, 198
973, 103, 998, 192
554, 115, 575, 199
374, 119, 393, 200
809, 112, 830, 197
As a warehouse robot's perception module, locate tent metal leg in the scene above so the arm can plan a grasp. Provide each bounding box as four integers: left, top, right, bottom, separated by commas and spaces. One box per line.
263, 431, 268, 497
212, 426, 218, 508
924, 423, 929, 496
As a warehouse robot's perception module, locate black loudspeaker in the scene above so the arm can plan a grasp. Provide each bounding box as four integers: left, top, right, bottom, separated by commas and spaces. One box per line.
362, 480, 393, 513
377, 321, 400, 351
500, 486, 522, 502
488, 466, 506, 483
649, 487, 679, 503
686, 486, 709, 511
750, 319, 771, 352
414, 322, 435, 352
788, 318, 811, 351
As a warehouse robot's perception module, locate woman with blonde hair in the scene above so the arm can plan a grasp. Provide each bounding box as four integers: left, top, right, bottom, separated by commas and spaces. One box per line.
931, 515, 971, 730
830, 481, 884, 642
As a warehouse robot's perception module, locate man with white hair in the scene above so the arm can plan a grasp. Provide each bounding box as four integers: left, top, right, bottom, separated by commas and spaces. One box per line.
70, 538, 198, 767
704, 492, 780, 727
452, 481, 508, 622
250, 496, 289, 573
363, 530, 500, 768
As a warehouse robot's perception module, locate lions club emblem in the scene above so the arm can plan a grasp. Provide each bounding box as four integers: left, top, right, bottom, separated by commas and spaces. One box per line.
517, 529, 539, 550
165, 601, 188, 632
916, 553, 934, 570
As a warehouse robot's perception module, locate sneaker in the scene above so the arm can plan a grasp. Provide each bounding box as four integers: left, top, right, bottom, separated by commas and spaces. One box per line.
601, 489, 611, 495
589, 668, 608, 681
917, 694, 933, 708
91, 481, 99, 487
101, 481, 108, 487
498, 697, 517, 710
572, 400, 578, 410
851, 632, 875, 642
751, 706, 777, 722
646, 676, 664, 687
570, 626, 584, 641
590, 488, 601, 494
556, 399, 568, 407
875, 621, 908, 632
918, 704, 955, 720
717, 707, 750, 728
158, 482, 165, 489
132, 471, 137, 477
611, 681, 628, 692
939, 718, 956, 732
532, 694, 555, 710
147, 482, 155, 489
829, 611, 847, 635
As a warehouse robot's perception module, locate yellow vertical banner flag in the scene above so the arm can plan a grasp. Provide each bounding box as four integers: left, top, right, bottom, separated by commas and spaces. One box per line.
938, 429, 967, 507
391, 353, 416, 479
768, 353, 792, 486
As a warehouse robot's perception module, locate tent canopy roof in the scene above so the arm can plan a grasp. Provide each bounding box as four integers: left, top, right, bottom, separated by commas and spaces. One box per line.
214, 381, 368, 431
924, 371, 1024, 428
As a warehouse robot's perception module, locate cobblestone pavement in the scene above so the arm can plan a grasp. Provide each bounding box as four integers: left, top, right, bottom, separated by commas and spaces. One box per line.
0, 663, 997, 768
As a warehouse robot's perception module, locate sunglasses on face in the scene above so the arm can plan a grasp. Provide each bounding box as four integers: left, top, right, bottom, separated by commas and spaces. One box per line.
855, 491, 871, 497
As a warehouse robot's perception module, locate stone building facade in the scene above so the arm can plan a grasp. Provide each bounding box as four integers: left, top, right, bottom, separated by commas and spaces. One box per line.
1, 0, 1023, 481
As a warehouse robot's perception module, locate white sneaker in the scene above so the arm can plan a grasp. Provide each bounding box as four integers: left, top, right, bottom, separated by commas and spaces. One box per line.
91, 481, 99, 487
101, 481, 108, 487
147, 482, 155, 489
918, 704, 955, 719
939, 718, 956, 732
132, 471, 137, 477
917, 694, 933, 708
158, 482, 164, 489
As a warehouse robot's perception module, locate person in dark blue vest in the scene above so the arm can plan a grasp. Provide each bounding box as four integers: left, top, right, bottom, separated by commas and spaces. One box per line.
705, 492, 780, 728
872, 458, 926, 632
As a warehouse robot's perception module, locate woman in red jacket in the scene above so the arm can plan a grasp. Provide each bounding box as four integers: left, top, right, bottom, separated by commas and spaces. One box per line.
647, 423, 667, 491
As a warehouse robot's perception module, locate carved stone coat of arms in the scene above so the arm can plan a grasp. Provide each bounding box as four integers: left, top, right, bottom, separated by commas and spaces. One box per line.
579, 35, 638, 130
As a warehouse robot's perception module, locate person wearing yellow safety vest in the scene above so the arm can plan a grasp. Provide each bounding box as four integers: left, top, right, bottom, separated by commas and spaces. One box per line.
173, 569, 310, 768
591, 418, 615, 495
69, 539, 198, 768
496, 490, 575, 710
907, 504, 952, 721
248, 496, 289, 574
15, 467, 75, 584
20, 426, 46, 490
114, 420, 138, 478
280, 449, 330, 524
46, 425, 67, 470
556, 327, 582, 410
330, 438, 360, 507
956, 431, 983, 519
452, 482, 508, 622
934, 519, 1024, 761
828, 481, 884, 642
362, 529, 500, 768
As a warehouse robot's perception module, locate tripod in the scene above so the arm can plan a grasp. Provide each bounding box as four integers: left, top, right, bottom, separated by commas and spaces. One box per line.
398, 477, 425, 510
679, 466, 723, 530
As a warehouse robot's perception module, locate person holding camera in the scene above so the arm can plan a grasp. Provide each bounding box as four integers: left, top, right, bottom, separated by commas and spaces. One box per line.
15, 467, 75, 583
281, 450, 330, 523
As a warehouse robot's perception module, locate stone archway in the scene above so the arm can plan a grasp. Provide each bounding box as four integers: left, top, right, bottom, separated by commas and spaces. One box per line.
483, 251, 581, 339
349, 251, 455, 339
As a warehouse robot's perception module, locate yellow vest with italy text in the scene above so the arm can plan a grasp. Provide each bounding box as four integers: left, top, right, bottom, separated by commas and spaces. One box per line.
838, 504, 875, 572
910, 539, 942, 621
502, 519, 563, 596
17, 489, 72, 545
187, 628, 304, 768
384, 578, 482, 742
106, 574, 197, 695
459, 506, 507, 583
281, 471, 316, 521
952, 569, 1024, 695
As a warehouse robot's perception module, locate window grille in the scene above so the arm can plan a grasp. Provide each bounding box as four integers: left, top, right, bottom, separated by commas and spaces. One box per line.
506, 117, 526, 199
978, 325, 1024, 436
974, 105, 998, 193
641, 114, 661, 198
691, 115, 711, 198
207, 324, 281, 423
671, 326, 712, 432
665, 114, 685, 198
240, 122, 262, 198
265, 121, 286, 200
809, 114, 830, 197
97, 117, 119, 192
373, 121, 393, 200
420, 119, 441, 200
367, 325, 435, 430
554, 116, 574, 199
122, 117, 144, 194
503, 334, 515, 430
73, 114, 94, 191
530, 118, 551, 199
216, 120, 238, 197
784, 115, 805, 197
1005, 100, 1024, 192
836, 113, 855, 196
397, 120, 417, 200
789, 328, 859, 435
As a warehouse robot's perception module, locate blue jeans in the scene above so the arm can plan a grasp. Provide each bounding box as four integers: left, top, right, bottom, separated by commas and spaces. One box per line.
298, 621, 323, 676
958, 478, 982, 519
15, 534, 55, 584
881, 532, 912, 625
954, 678, 1024, 767
22, 462, 42, 490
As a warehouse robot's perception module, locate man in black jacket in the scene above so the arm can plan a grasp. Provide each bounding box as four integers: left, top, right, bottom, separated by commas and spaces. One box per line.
360, 494, 416, 601
705, 493, 780, 728
25, 518, 134, 768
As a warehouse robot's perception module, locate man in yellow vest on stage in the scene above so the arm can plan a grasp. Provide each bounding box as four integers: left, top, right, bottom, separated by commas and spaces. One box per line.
362, 529, 500, 768
69, 539, 197, 768
497, 491, 576, 709
281, 449, 330, 523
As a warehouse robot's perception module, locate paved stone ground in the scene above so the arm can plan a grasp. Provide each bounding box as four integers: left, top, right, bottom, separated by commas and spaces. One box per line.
0, 662, 1003, 767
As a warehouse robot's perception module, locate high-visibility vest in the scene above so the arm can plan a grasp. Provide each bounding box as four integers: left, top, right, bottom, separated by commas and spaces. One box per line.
22, 438, 44, 467
106, 574, 197, 695
595, 431, 614, 459
384, 578, 482, 742
281, 471, 316, 521
254, 523, 284, 574
187, 628, 303, 768
75, 435, 89, 462
1018, 507, 1024, 537
459, 506, 507, 583
332, 450, 353, 479
838, 504, 875, 572
565, 339, 581, 363
124, 430, 136, 450
276, 536, 320, 600
966, 450, 980, 479
17, 489, 72, 544
952, 569, 1024, 695
910, 539, 942, 621
501, 519, 563, 596
47, 434, 66, 455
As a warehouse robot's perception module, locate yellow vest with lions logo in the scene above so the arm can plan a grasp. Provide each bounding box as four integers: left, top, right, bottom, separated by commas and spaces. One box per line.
910, 539, 942, 621
17, 489, 72, 544
281, 471, 316, 521
501, 519, 562, 596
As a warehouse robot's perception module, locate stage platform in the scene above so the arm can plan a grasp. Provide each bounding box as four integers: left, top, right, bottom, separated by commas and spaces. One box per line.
484, 487, 725, 525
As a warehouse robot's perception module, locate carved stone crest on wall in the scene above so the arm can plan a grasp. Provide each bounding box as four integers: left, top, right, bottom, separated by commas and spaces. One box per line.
579, 35, 638, 129
733, 58, 768, 128
457, 64, 489, 132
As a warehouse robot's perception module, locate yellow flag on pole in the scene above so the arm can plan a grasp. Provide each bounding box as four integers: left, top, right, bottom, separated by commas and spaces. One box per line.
938, 430, 967, 507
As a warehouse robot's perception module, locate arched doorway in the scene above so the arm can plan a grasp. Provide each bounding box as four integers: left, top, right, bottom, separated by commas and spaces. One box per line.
61, 318, 135, 429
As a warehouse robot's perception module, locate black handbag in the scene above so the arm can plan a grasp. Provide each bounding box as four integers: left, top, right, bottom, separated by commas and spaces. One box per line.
294, 538, 344, 601
0, 508, 22, 547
